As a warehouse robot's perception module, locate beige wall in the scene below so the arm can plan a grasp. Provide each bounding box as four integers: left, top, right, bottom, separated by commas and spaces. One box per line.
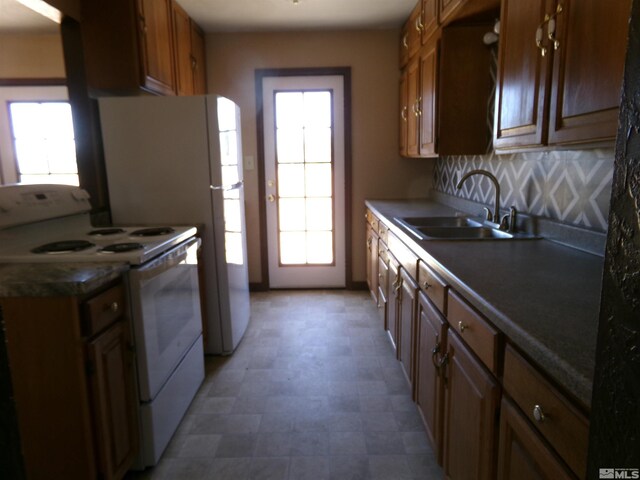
0, 33, 65, 78
206, 30, 433, 285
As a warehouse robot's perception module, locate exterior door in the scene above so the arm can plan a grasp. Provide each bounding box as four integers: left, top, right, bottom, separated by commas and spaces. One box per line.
262, 75, 346, 288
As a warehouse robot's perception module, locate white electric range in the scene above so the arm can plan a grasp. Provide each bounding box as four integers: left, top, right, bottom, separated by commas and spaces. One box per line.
0, 183, 205, 468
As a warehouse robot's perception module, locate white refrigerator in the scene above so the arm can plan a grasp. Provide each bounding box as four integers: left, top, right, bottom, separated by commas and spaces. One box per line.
99, 95, 250, 355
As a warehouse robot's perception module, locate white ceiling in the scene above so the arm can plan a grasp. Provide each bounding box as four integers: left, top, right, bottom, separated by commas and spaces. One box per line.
0, 0, 416, 33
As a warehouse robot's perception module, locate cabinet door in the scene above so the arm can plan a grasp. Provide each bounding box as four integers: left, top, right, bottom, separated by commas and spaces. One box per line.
547, 0, 630, 146
494, 0, 552, 150
366, 224, 378, 301
387, 258, 401, 353
421, 0, 439, 43
415, 292, 447, 464
497, 398, 574, 480
419, 39, 439, 157
172, 0, 194, 96
138, 0, 176, 95
377, 253, 389, 326
440, 0, 464, 24
398, 269, 418, 388
87, 321, 139, 480
406, 58, 421, 157
190, 22, 207, 95
443, 332, 500, 480
399, 70, 409, 156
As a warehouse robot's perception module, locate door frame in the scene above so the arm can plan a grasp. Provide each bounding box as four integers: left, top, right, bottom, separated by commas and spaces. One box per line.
255, 67, 352, 290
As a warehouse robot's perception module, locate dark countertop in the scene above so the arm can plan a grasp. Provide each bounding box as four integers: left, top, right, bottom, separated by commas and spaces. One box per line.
366, 199, 603, 409
0, 263, 129, 297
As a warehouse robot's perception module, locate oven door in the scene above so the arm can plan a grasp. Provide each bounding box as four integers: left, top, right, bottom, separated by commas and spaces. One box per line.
127, 236, 203, 402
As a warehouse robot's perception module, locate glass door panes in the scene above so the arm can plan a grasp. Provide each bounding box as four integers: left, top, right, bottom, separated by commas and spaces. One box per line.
8, 102, 79, 186
275, 90, 334, 265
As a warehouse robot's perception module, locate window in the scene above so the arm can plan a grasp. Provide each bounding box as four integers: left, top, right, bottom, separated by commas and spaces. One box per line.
8, 101, 79, 185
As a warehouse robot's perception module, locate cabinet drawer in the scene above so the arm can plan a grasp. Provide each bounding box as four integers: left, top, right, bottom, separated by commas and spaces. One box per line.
447, 289, 500, 374
503, 345, 589, 478
83, 284, 126, 337
418, 260, 447, 315
378, 221, 389, 246
365, 209, 379, 232
388, 231, 419, 280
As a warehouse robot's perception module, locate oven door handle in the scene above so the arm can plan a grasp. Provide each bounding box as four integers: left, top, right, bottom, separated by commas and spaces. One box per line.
135, 236, 200, 282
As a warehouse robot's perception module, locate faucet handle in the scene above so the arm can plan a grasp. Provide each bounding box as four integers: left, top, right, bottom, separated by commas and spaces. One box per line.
499, 214, 510, 231
482, 206, 493, 221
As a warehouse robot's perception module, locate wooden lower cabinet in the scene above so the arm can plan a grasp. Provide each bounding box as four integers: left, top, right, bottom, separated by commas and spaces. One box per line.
398, 268, 418, 387
387, 256, 401, 352
377, 249, 389, 326
443, 331, 501, 480
87, 320, 139, 480
366, 222, 379, 302
497, 397, 574, 480
415, 291, 447, 464
0, 282, 139, 480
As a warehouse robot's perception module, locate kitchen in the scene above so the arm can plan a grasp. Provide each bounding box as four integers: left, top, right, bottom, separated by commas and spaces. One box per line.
0, 0, 638, 479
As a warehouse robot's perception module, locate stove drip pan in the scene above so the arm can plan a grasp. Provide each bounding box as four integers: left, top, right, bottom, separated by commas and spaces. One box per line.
31, 240, 96, 254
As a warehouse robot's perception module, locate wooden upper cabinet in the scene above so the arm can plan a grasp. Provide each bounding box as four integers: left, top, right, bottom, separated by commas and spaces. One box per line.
399, 69, 409, 156
138, 0, 176, 95
494, 0, 551, 150
190, 22, 207, 95
172, 1, 207, 96
421, 0, 439, 43
400, 2, 424, 68
439, 0, 464, 24
547, 0, 631, 146
172, 1, 194, 96
418, 39, 439, 157
495, 0, 631, 151
406, 57, 421, 157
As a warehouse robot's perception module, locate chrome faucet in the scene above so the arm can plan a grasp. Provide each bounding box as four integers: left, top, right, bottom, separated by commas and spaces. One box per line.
456, 169, 501, 224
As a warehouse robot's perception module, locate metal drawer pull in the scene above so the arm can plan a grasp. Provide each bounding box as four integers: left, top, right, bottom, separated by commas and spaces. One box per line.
458, 321, 468, 333
547, 3, 563, 51
533, 404, 546, 423
105, 302, 119, 313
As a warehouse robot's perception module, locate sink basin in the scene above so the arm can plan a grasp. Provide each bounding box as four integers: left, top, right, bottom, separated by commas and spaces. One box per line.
394, 215, 537, 241
415, 226, 514, 240
396, 216, 482, 228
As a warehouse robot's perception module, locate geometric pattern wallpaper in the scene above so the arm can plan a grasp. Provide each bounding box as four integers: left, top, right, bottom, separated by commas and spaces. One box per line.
434, 148, 615, 232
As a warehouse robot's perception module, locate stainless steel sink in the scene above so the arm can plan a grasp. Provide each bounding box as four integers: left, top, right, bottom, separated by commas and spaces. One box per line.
394, 215, 536, 241
397, 216, 483, 228
415, 226, 514, 240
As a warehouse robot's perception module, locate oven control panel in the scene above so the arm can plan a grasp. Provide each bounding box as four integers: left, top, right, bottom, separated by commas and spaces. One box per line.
0, 184, 91, 229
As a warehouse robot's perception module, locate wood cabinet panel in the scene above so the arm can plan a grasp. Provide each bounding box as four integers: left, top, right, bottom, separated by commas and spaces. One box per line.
406, 58, 421, 157
366, 222, 379, 302
398, 268, 419, 388
387, 231, 419, 280
497, 397, 574, 480
494, 0, 551, 150
387, 256, 401, 353
547, 0, 631, 146
416, 292, 447, 464
138, 0, 176, 95
443, 331, 501, 480
399, 69, 409, 156
421, 0, 439, 43
418, 260, 447, 315
418, 40, 438, 157
172, 1, 194, 96
190, 22, 207, 94
503, 345, 588, 478
87, 320, 139, 480
83, 283, 126, 337
448, 289, 501, 374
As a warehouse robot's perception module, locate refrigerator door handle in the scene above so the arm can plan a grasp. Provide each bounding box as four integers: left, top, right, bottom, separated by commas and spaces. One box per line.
210, 181, 243, 191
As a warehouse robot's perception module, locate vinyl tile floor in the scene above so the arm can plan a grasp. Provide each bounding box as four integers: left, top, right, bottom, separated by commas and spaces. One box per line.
127, 290, 443, 480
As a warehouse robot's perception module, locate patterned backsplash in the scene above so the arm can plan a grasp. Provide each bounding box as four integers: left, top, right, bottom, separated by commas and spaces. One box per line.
434, 148, 615, 232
